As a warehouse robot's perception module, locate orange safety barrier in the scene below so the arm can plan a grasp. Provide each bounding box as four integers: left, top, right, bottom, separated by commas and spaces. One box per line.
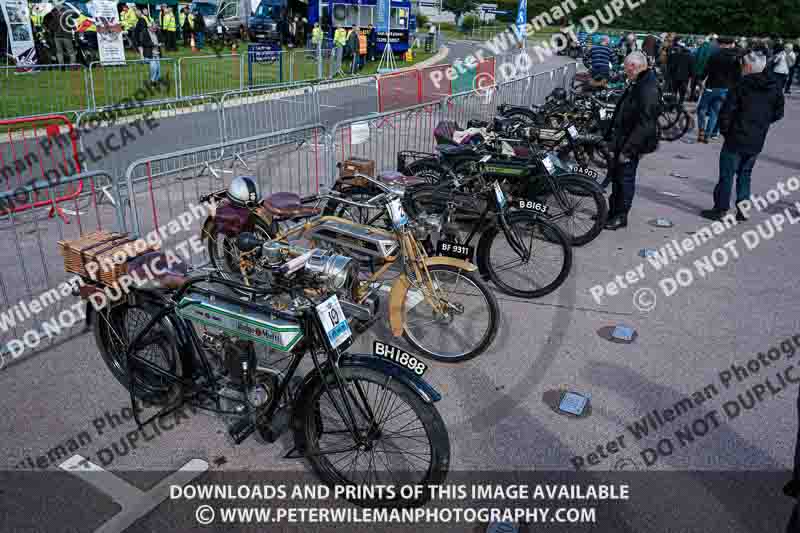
0, 115, 84, 221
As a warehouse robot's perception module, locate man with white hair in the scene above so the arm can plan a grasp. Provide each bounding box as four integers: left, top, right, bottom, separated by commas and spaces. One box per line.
603, 51, 660, 230
700, 51, 784, 222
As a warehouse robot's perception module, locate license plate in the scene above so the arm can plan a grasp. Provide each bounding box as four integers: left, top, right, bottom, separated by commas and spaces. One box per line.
436, 240, 473, 260
373, 340, 427, 376
517, 199, 549, 214
217, 26, 223, 34
316, 295, 352, 350
493, 181, 507, 209
541, 156, 555, 175
567, 125, 579, 139
387, 197, 408, 228
599, 108, 607, 119
572, 165, 599, 179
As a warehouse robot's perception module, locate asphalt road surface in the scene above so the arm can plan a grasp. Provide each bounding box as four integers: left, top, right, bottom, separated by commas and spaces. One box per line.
3, 44, 800, 533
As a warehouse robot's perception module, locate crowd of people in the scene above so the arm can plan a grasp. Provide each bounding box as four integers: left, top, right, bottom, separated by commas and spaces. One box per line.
330, 25, 378, 75
590, 33, 789, 229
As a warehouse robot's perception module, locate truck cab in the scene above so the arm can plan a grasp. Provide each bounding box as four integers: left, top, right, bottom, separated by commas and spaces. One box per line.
248, 0, 286, 42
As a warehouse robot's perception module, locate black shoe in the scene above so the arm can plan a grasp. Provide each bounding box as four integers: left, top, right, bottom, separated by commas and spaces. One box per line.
604, 214, 628, 230
784, 479, 800, 499
736, 209, 748, 222
700, 208, 726, 221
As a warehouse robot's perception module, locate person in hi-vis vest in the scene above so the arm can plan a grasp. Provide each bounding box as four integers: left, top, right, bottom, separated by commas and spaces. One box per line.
160, 4, 177, 51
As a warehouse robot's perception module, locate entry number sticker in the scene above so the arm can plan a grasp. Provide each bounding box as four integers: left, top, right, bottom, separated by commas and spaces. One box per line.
387, 197, 408, 228
493, 181, 507, 209
373, 340, 427, 376
567, 125, 579, 138
316, 295, 352, 349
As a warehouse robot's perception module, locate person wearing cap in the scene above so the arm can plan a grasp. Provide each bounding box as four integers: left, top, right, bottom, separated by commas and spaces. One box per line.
159, 5, 176, 52
700, 51, 783, 222
696, 36, 740, 143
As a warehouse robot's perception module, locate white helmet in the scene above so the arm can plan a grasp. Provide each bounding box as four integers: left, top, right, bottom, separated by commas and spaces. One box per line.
227, 176, 261, 207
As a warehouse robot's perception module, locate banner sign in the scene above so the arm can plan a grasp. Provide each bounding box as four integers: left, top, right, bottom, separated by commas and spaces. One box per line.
0, 0, 37, 66
93, 0, 126, 65
376, 0, 389, 35
515, 0, 526, 36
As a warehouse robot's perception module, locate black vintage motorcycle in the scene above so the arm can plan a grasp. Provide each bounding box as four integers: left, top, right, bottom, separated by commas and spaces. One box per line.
87, 243, 450, 507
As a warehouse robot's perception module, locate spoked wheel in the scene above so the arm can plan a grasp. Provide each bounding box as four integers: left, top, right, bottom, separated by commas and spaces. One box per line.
93, 302, 182, 405
206, 216, 274, 291
402, 264, 499, 362
541, 175, 608, 246
659, 109, 691, 141
298, 366, 450, 508
478, 211, 572, 298
405, 160, 450, 184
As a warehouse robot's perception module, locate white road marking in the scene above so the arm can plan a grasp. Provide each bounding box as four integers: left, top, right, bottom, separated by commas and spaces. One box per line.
60, 454, 208, 533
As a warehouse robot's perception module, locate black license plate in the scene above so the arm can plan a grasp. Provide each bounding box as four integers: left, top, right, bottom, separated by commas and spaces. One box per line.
373, 341, 428, 376
436, 240, 473, 261
516, 199, 549, 214
572, 165, 599, 179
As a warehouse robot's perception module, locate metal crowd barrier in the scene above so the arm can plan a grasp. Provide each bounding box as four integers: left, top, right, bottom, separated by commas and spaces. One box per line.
0, 64, 89, 121
88, 58, 180, 109
0, 170, 123, 367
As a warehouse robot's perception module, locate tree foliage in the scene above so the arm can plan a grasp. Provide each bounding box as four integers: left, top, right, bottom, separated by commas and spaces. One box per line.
488, 0, 800, 37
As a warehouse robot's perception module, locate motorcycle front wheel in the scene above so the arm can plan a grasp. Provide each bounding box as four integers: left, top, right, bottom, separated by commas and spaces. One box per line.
297, 366, 450, 508
402, 264, 499, 362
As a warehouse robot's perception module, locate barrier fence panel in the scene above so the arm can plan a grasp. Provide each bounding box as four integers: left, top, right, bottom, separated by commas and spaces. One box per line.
246, 49, 289, 88
123, 124, 327, 267
315, 76, 379, 126
89, 59, 179, 109
419, 64, 452, 104
75, 95, 225, 224
178, 54, 244, 98
328, 102, 445, 189
289, 48, 326, 83
0, 171, 124, 368
1, 64, 89, 121
0, 115, 83, 220
220, 83, 319, 143
377, 70, 421, 112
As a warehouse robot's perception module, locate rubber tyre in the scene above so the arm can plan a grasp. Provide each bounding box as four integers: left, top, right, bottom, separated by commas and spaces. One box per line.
541, 174, 608, 246
402, 264, 499, 363
93, 301, 182, 406
478, 211, 572, 298
297, 366, 450, 508
206, 215, 275, 290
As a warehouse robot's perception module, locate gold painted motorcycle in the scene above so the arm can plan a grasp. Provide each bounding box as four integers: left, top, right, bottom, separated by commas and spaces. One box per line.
201, 174, 499, 362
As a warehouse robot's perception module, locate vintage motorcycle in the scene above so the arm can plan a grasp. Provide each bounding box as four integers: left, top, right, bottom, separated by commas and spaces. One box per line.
87, 243, 450, 507
201, 174, 500, 362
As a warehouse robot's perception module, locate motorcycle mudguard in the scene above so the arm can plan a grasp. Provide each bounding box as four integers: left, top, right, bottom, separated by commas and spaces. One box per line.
200, 204, 251, 240
387, 257, 478, 337
295, 355, 441, 407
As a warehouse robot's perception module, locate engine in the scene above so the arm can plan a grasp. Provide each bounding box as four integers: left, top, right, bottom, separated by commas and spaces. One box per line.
304, 220, 399, 262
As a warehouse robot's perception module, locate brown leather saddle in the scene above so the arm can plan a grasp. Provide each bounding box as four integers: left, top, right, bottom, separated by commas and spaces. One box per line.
262, 192, 321, 219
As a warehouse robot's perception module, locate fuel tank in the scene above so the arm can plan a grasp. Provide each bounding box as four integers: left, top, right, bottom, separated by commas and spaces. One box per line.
176, 291, 303, 352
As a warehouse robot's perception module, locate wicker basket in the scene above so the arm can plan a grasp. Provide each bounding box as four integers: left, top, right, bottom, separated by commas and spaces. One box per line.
58, 230, 159, 286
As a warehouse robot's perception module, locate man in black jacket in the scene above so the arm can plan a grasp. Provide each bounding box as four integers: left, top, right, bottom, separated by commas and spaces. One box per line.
696, 37, 741, 143
604, 51, 660, 230
700, 51, 784, 222
667, 40, 694, 104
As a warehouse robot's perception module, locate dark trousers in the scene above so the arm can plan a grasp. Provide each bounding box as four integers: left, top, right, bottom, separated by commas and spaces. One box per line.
607, 156, 640, 217
165, 30, 176, 51
673, 78, 688, 105
714, 149, 758, 211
